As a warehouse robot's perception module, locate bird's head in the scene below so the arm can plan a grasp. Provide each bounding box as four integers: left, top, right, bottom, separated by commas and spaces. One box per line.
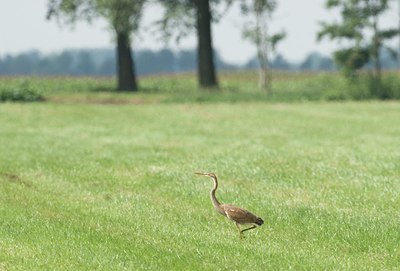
195, 172, 217, 179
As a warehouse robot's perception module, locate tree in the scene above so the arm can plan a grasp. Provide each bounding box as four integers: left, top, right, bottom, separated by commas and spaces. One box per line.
47, 0, 145, 91
158, 0, 231, 88
3, 52, 39, 75
299, 52, 335, 71
240, 0, 285, 93
176, 50, 197, 72
318, 0, 398, 97
194, 0, 218, 87
98, 57, 116, 76
56, 51, 74, 75
271, 54, 291, 70
75, 51, 96, 75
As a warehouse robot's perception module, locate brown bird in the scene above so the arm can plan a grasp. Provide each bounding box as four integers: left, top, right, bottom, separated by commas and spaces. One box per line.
195, 172, 264, 239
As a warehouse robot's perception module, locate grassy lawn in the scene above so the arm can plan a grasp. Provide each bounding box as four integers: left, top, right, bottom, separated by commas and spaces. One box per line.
1, 99, 399, 270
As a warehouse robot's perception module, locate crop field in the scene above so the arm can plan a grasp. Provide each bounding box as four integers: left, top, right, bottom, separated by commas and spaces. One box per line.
0, 73, 400, 270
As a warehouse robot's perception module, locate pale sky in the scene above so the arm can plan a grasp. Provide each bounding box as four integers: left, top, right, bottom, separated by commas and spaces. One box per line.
0, 0, 398, 64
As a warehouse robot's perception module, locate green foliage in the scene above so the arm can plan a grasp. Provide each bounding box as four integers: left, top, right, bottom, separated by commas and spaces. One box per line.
1, 101, 400, 269
270, 32, 286, 51
96, 0, 145, 35
240, 0, 284, 48
156, 1, 195, 43
47, 0, 145, 37
0, 80, 44, 102
317, 21, 363, 41
318, 0, 398, 80
239, 0, 276, 14
334, 47, 370, 77
157, 0, 232, 43
380, 74, 400, 99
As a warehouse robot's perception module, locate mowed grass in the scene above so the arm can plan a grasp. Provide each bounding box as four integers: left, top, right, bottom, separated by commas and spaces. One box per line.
1, 101, 400, 270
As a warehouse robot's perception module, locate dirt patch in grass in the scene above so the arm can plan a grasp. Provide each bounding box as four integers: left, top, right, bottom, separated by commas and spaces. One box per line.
1, 173, 33, 188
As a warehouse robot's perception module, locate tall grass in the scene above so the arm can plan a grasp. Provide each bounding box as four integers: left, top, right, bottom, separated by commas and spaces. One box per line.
1, 71, 400, 103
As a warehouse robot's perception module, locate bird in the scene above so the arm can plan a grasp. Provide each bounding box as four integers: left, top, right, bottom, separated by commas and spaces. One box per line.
195, 172, 264, 239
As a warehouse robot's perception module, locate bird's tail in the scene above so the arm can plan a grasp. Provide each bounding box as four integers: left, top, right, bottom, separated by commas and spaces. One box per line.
255, 217, 264, 226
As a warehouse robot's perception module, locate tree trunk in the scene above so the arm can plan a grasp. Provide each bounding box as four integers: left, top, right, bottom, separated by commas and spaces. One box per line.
116, 31, 137, 91
255, 6, 271, 93
194, 0, 218, 88
398, 0, 400, 69
371, 13, 382, 97
258, 54, 270, 91
372, 17, 381, 79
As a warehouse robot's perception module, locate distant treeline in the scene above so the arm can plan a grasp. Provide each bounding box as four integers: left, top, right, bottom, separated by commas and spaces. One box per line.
0, 48, 398, 76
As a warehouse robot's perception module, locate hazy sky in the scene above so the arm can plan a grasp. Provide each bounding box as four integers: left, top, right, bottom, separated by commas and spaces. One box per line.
0, 1, 398, 64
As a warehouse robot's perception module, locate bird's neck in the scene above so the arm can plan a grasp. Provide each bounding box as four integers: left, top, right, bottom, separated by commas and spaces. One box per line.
210, 176, 224, 215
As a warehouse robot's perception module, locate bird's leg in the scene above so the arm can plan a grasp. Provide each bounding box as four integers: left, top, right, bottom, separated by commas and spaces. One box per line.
235, 223, 244, 239
240, 225, 257, 234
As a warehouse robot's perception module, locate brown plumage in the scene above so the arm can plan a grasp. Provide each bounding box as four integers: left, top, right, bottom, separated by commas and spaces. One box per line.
195, 172, 264, 239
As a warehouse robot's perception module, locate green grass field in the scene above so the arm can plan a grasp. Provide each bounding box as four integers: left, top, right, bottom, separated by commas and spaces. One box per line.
1, 96, 400, 270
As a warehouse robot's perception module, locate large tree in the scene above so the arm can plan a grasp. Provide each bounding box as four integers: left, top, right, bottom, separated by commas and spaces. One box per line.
47, 0, 145, 91
318, 0, 398, 97
159, 0, 231, 88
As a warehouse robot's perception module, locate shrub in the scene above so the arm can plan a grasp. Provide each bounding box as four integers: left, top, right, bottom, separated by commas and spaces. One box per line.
344, 74, 400, 100
0, 81, 44, 102
381, 74, 400, 99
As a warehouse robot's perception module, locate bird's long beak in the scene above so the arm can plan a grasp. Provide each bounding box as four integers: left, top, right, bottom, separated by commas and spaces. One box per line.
195, 172, 208, 176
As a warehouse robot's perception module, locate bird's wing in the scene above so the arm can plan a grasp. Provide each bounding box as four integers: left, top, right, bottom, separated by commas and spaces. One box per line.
222, 204, 258, 224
